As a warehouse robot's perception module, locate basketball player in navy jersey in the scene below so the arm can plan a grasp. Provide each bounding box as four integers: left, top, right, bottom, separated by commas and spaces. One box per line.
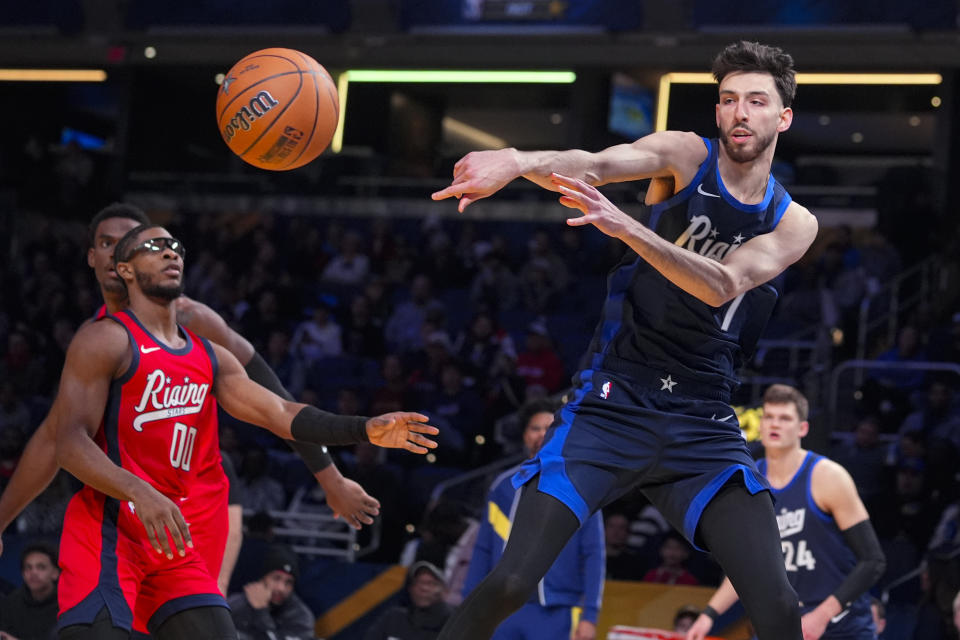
53, 223, 438, 639
686, 384, 885, 640
430, 41, 818, 640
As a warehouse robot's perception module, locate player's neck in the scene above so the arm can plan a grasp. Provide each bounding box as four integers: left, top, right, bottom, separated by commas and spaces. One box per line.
764, 446, 807, 485
100, 288, 129, 315
717, 146, 775, 204
129, 291, 183, 346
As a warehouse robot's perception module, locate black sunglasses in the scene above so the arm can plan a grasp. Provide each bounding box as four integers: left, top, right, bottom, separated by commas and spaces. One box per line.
123, 237, 186, 261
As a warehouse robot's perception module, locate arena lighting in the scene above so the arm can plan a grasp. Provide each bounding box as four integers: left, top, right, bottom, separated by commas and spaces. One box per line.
331, 69, 577, 153
0, 69, 107, 82
655, 72, 943, 131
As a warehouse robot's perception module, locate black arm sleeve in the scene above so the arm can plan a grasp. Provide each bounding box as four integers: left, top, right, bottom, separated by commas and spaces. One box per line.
291, 406, 370, 447
244, 351, 334, 473
833, 519, 886, 608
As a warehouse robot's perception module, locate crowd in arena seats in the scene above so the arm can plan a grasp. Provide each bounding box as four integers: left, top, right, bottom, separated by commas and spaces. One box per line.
2, 206, 960, 636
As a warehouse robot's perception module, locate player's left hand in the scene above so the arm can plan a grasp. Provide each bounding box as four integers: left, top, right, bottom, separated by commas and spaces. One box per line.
365, 413, 439, 453
551, 173, 636, 240
800, 609, 830, 640
573, 620, 596, 640
327, 477, 380, 529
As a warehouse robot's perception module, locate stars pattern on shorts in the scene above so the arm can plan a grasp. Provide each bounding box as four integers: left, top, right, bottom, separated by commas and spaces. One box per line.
660, 374, 677, 393
732, 233, 745, 244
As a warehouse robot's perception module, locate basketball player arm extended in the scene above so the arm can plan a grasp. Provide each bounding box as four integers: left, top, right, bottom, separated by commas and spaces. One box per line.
178, 296, 381, 529
54, 320, 194, 560
684, 576, 740, 640
552, 173, 819, 307
802, 460, 885, 640
209, 342, 439, 452
431, 131, 707, 211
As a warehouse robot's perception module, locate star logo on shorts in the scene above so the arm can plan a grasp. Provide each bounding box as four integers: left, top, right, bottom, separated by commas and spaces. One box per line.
660, 374, 677, 393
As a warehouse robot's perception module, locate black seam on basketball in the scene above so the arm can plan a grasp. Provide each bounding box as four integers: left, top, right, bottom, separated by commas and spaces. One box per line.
215, 53, 302, 122
284, 51, 322, 169
238, 70, 304, 158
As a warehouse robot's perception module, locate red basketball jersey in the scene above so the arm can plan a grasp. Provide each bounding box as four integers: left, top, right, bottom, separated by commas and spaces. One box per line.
103, 308, 223, 503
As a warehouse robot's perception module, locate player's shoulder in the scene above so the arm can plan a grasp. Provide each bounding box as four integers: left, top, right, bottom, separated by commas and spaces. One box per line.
810, 455, 856, 493
67, 317, 130, 367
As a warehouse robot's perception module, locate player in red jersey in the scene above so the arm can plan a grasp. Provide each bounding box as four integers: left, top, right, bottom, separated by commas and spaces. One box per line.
0, 204, 383, 599
54, 223, 438, 640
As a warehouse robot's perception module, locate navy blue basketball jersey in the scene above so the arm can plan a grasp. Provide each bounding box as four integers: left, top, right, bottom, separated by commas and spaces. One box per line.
585, 137, 791, 394
758, 453, 875, 638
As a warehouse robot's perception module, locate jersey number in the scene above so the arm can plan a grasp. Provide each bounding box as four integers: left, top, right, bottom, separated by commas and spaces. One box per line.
170, 422, 197, 471
782, 539, 816, 572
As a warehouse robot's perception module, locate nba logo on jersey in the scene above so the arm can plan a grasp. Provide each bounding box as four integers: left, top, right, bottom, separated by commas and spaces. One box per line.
600, 381, 611, 399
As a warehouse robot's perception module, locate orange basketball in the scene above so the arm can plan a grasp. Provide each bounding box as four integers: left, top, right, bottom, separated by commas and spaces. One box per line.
216, 48, 339, 171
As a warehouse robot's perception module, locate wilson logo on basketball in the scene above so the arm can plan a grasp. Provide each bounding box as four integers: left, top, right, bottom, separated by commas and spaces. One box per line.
132, 368, 210, 432
222, 90, 280, 142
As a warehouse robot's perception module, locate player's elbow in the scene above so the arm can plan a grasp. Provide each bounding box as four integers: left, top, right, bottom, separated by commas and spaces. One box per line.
705, 275, 741, 307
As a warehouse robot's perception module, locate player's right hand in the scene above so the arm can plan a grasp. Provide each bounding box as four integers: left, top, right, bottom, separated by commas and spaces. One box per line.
431, 149, 520, 212
365, 412, 438, 453
684, 615, 713, 640
129, 482, 193, 560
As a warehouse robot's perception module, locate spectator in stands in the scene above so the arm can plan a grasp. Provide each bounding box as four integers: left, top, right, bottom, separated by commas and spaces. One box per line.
416, 229, 470, 290
409, 331, 455, 403
363, 561, 453, 640
869, 597, 887, 638
371, 354, 412, 415
15, 471, 74, 538
515, 319, 566, 395
423, 362, 485, 463
454, 311, 516, 389
0, 332, 45, 397
0, 541, 59, 640
519, 257, 560, 314
831, 415, 888, 505
470, 247, 518, 313
322, 230, 370, 287
264, 329, 305, 400
674, 605, 701, 634
290, 304, 343, 363
643, 531, 699, 586
865, 325, 929, 428
386, 274, 445, 354
0, 383, 30, 437
898, 378, 960, 455
239, 448, 286, 514
463, 398, 604, 640
603, 512, 650, 581
228, 544, 315, 640
872, 457, 941, 555
342, 294, 386, 358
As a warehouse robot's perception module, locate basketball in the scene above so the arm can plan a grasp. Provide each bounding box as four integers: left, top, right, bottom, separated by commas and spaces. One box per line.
216, 48, 339, 171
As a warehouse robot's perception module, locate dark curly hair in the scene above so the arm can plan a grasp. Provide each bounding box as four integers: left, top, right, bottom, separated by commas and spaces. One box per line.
712, 41, 797, 108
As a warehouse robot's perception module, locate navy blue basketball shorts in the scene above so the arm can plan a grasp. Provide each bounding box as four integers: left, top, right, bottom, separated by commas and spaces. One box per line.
513, 366, 770, 550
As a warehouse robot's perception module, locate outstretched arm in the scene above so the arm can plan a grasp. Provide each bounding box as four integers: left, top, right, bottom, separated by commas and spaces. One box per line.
685, 577, 741, 640
179, 296, 381, 528
552, 174, 819, 307
55, 321, 193, 560
211, 343, 438, 453
431, 131, 707, 211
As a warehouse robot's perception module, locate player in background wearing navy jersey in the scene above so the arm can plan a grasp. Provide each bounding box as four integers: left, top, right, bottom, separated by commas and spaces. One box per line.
54, 224, 438, 640
430, 41, 819, 640
686, 385, 885, 640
